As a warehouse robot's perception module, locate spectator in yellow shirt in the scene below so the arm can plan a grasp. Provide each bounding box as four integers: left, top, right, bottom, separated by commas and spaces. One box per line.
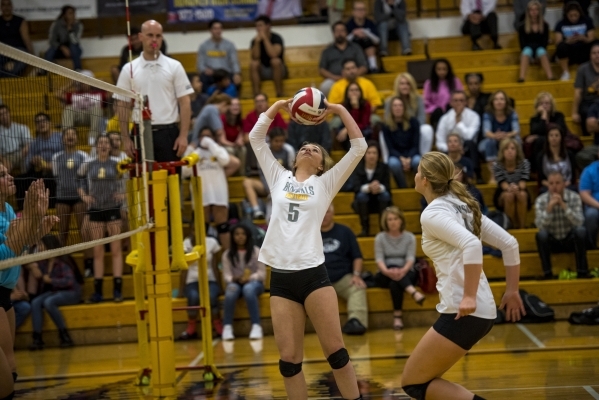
328, 59, 382, 110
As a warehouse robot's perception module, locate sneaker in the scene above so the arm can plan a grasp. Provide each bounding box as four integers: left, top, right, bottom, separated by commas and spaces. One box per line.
402, 49, 413, 56
84, 267, 93, 278
222, 324, 235, 341
342, 318, 366, 335
249, 324, 263, 340
253, 210, 265, 220
86, 292, 103, 304
178, 331, 198, 340
560, 71, 570, 81
113, 290, 123, 303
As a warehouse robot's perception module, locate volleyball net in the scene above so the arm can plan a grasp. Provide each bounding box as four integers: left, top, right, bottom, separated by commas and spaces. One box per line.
0, 43, 150, 271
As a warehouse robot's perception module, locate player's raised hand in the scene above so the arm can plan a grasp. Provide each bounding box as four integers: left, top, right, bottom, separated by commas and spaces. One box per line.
22, 180, 49, 219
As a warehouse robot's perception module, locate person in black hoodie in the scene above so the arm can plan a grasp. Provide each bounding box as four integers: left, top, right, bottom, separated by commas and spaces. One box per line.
352, 141, 392, 236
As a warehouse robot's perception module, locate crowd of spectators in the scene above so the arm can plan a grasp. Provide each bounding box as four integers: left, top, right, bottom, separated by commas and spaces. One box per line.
1, 0, 599, 353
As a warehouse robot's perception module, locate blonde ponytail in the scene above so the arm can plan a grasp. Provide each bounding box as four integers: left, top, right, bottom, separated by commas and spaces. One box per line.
420, 152, 483, 238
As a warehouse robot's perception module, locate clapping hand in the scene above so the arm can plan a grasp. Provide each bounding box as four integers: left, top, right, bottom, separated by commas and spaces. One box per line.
22, 180, 49, 220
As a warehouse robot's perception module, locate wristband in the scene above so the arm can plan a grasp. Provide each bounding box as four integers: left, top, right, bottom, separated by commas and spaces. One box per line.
353, 271, 361, 277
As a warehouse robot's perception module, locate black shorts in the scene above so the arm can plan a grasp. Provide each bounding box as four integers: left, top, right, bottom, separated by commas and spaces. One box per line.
88, 208, 121, 223
56, 198, 82, 207
270, 264, 331, 305
0, 286, 12, 312
433, 313, 494, 351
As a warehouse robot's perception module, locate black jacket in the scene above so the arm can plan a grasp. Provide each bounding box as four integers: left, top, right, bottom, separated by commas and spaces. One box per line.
352, 161, 391, 193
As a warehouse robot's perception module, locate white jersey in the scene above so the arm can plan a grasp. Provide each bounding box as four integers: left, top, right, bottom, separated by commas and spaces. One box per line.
250, 113, 367, 270
184, 236, 220, 284
182, 137, 229, 207
421, 194, 520, 319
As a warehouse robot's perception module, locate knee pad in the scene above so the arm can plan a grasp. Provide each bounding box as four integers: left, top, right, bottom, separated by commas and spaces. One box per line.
279, 359, 302, 378
327, 348, 350, 370
402, 380, 433, 400
216, 222, 230, 234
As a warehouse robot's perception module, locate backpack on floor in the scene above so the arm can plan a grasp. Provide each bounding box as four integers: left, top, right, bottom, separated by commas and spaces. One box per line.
568, 305, 599, 325
519, 289, 555, 323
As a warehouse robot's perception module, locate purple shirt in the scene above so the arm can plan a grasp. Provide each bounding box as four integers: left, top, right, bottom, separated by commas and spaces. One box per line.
423, 77, 463, 114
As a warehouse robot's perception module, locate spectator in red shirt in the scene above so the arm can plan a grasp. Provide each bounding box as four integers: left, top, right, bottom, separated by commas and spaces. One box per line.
221, 97, 246, 175
336, 82, 372, 151
55, 70, 107, 146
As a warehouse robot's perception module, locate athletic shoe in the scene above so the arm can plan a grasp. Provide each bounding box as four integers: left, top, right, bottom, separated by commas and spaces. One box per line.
113, 290, 123, 303
249, 324, 263, 340
253, 210, 265, 220
342, 318, 366, 335
178, 331, 198, 340
560, 71, 570, 81
86, 293, 103, 304
222, 324, 235, 341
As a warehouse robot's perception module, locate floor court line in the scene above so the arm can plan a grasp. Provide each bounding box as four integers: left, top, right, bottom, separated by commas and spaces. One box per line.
516, 323, 546, 348
584, 386, 599, 400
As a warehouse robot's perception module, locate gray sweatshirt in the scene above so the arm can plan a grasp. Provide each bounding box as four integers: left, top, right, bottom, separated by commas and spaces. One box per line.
197, 38, 241, 75
48, 19, 83, 48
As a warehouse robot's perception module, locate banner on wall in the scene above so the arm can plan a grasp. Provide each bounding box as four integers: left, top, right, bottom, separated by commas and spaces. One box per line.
13, 0, 97, 21
166, 0, 259, 23
97, 0, 166, 17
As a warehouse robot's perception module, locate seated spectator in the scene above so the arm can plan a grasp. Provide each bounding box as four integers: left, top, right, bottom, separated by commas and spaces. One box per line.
221, 98, 246, 175
28, 235, 82, 350
242, 128, 293, 220
319, 21, 367, 96
44, 6, 83, 71
78, 135, 124, 303
17, 113, 62, 209
0, 0, 34, 78
352, 141, 392, 236
197, 19, 241, 93
55, 70, 107, 146
221, 223, 266, 341
513, 0, 546, 29
336, 82, 373, 150
579, 102, 599, 170
0, 104, 31, 174
535, 171, 589, 279
374, 0, 411, 56
446, 133, 476, 180
329, 59, 382, 112
465, 73, 491, 118
189, 93, 231, 147
518, 0, 553, 82
206, 69, 238, 98
110, 26, 167, 83
480, 90, 521, 182
554, 1, 595, 81
250, 15, 286, 97
525, 91, 567, 166
435, 90, 480, 166
179, 230, 223, 340
579, 147, 599, 248
11, 270, 31, 330
493, 138, 531, 229
374, 206, 425, 330
257, 0, 302, 19
537, 124, 577, 193
346, 1, 381, 73
381, 97, 420, 188
183, 127, 240, 249
573, 43, 599, 136
385, 73, 433, 156
188, 72, 209, 122
321, 204, 368, 335
460, 0, 501, 51
424, 59, 463, 130
243, 93, 288, 175
287, 119, 332, 153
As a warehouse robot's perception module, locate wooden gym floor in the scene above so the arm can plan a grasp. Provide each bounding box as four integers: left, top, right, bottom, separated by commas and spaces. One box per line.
12, 320, 599, 399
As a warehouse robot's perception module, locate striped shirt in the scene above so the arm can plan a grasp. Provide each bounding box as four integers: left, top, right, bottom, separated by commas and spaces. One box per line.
493, 159, 530, 184
534, 189, 584, 240
374, 231, 416, 267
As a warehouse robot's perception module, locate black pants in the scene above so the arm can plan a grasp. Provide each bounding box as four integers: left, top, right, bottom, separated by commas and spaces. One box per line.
555, 42, 591, 66
430, 107, 446, 131
375, 267, 418, 311
461, 12, 498, 44
463, 139, 481, 179
535, 227, 589, 276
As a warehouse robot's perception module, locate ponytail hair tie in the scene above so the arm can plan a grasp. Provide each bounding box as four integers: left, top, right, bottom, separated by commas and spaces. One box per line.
447, 179, 453, 185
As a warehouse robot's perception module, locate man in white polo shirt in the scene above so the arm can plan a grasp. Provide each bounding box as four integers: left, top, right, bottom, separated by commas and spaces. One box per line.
115, 20, 193, 162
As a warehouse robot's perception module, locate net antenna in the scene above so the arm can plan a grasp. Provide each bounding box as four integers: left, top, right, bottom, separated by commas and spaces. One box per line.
0, 43, 151, 271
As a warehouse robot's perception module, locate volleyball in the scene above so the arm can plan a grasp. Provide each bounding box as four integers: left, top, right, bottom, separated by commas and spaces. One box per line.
290, 87, 327, 125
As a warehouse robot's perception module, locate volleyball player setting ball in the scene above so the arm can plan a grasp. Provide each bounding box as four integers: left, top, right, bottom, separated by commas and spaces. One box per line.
401, 152, 526, 400
249, 87, 366, 400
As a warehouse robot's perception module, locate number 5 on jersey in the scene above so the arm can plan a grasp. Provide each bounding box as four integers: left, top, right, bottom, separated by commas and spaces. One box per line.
288, 203, 300, 222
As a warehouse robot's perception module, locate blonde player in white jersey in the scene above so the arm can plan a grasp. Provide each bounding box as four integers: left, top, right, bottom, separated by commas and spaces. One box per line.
250, 99, 367, 400
401, 152, 526, 400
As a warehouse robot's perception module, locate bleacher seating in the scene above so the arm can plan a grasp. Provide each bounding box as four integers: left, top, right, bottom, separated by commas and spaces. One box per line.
7, 22, 599, 348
